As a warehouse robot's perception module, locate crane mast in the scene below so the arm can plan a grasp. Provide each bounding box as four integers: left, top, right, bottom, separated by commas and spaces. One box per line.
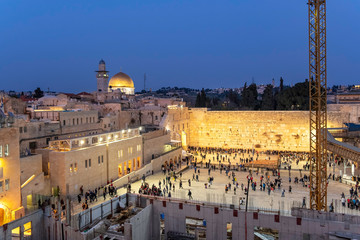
308, 0, 328, 211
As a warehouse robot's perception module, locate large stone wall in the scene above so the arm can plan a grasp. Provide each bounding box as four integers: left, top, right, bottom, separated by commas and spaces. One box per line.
188, 109, 347, 152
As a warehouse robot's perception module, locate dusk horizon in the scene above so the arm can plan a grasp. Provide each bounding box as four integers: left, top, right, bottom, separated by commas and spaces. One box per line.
1, 0, 359, 93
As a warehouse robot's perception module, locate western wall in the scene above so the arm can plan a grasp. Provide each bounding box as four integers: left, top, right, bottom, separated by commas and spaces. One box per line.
187, 109, 348, 152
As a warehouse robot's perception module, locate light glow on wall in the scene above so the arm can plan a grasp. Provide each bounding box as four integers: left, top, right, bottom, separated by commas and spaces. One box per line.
21, 175, 35, 189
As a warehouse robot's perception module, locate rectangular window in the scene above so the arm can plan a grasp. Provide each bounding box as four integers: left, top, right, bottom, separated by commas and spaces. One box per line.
101, 155, 104, 163
39, 125, 42, 131
74, 163, 78, 172
23, 222, 32, 237
89, 159, 91, 167
5, 179, 9, 191
85, 160, 88, 168
24, 126, 27, 133
63, 120, 66, 126
98, 156, 100, 164
0, 145, 2, 157
19, 127, 23, 133
70, 164, 73, 173
4, 144, 9, 157
0, 181, 3, 193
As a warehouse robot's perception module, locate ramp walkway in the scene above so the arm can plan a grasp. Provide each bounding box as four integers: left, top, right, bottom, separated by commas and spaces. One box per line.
327, 130, 360, 162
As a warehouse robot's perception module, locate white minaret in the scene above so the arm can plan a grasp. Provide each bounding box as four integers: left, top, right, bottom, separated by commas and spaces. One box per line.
96, 59, 109, 92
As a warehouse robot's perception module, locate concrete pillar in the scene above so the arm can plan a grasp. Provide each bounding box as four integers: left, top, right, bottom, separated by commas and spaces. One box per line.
352, 163, 355, 176
343, 160, 347, 177
66, 198, 71, 225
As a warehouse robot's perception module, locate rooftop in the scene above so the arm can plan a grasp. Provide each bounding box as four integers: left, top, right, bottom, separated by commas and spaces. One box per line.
48, 127, 142, 151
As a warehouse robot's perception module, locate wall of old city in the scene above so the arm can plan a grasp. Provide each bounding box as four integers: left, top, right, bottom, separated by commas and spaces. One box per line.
162, 106, 190, 148
187, 109, 347, 152
328, 103, 360, 123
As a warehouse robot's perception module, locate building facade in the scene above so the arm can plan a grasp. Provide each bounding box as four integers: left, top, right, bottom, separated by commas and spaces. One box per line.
45, 128, 142, 195
0, 127, 24, 226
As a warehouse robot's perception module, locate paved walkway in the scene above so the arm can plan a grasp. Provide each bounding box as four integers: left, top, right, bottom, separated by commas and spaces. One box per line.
71, 161, 360, 216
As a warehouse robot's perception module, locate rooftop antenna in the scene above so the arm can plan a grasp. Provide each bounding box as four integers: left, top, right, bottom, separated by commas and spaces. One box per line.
252, 77, 255, 84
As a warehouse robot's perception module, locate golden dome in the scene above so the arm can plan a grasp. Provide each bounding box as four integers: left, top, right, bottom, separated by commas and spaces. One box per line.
108, 72, 134, 89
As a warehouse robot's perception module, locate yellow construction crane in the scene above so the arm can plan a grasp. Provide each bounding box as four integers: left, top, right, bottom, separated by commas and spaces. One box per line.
308, 0, 328, 211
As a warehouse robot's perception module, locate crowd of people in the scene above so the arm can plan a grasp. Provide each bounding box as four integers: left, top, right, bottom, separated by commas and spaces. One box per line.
78, 183, 118, 210
73, 145, 359, 215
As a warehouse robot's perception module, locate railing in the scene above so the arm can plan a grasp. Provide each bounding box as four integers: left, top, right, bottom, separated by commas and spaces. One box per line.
49, 127, 141, 151
155, 145, 182, 159
75, 195, 127, 230
137, 190, 360, 217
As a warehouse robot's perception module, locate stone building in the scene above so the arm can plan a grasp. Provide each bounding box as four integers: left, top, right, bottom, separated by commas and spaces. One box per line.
108, 72, 135, 95
142, 128, 182, 167
0, 126, 24, 226
161, 105, 190, 149
96, 59, 109, 93
15, 110, 104, 155
39, 128, 143, 195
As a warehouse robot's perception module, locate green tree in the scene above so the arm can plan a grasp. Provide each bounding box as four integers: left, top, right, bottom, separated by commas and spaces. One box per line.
33, 87, 44, 98
195, 93, 201, 107
227, 89, 240, 106
261, 84, 275, 110
195, 89, 208, 107
280, 77, 284, 92
200, 88, 207, 107
241, 83, 258, 110
276, 80, 309, 110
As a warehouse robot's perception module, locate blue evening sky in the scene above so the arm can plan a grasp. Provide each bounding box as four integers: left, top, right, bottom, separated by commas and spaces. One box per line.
0, 0, 359, 93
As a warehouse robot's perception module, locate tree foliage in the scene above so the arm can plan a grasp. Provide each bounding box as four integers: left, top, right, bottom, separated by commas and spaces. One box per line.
195, 88, 209, 107
33, 87, 44, 98
276, 80, 309, 110
241, 83, 259, 109
261, 84, 275, 110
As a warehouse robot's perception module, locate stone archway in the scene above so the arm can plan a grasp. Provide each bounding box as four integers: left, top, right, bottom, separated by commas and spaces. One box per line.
0, 204, 11, 226
0, 208, 4, 226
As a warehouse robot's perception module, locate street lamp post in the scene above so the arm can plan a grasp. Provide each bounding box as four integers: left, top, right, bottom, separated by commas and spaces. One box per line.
245, 178, 251, 212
